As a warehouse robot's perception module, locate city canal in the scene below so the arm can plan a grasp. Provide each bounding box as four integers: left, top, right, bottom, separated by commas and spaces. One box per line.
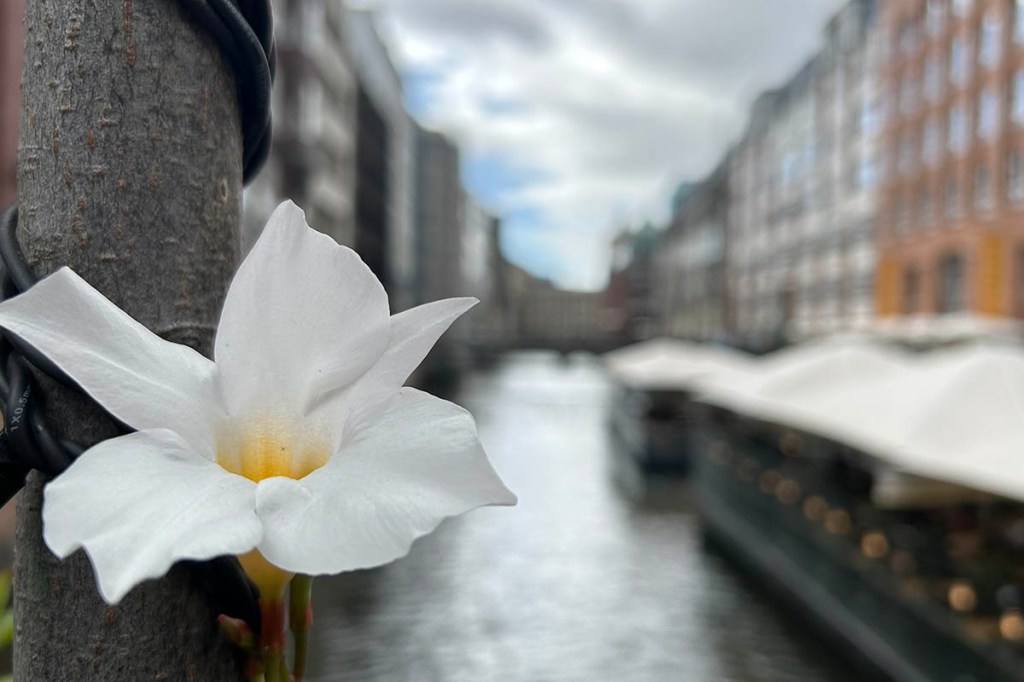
307, 351, 861, 682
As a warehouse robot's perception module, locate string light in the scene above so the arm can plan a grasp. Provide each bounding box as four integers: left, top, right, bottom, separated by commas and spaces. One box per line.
825, 508, 852, 535
1000, 611, 1024, 642
860, 531, 889, 559
775, 478, 801, 505
758, 470, 781, 494
948, 581, 977, 613
802, 495, 828, 522
778, 432, 802, 458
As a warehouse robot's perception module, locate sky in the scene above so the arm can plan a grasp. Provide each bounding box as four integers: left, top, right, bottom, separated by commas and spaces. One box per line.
358, 0, 846, 291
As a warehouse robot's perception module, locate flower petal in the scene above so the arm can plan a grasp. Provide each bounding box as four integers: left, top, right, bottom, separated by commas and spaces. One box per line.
0, 268, 222, 456
310, 297, 478, 432
43, 429, 262, 604
255, 388, 516, 575
215, 201, 391, 415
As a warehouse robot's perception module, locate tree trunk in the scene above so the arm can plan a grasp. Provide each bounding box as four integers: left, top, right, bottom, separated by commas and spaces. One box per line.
14, 0, 244, 679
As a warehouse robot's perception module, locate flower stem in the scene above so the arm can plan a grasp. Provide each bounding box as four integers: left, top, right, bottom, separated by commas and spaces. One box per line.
259, 595, 287, 682
289, 575, 314, 682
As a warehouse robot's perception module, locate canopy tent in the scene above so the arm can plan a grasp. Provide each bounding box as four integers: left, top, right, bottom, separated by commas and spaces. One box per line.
697, 336, 912, 421
698, 339, 1024, 506
866, 344, 1024, 503
603, 338, 753, 392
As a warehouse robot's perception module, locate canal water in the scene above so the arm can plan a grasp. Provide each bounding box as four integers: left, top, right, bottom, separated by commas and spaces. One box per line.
307, 351, 861, 682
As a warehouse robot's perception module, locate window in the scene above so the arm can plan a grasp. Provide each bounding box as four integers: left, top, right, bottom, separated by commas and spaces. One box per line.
979, 14, 1001, 67
1014, 70, 1024, 124
884, 27, 897, 61
904, 267, 921, 313
949, 37, 968, 85
781, 152, 798, 187
938, 253, 966, 313
861, 98, 883, 136
948, 103, 967, 152
1016, 0, 1024, 43
977, 87, 998, 138
924, 55, 942, 101
946, 175, 962, 219
923, 117, 941, 164
927, 0, 946, 35
900, 76, 917, 115
858, 156, 878, 189
974, 164, 993, 211
1009, 150, 1024, 203
299, 81, 323, 142
953, 0, 973, 18
302, 3, 326, 50
900, 20, 919, 54
920, 187, 933, 228
897, 196, 912, 233
899, 135, 917, 175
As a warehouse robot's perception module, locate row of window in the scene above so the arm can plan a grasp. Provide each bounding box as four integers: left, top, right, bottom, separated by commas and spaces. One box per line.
896, 3, 1024, 119
892, 151, 1024, 232
897, 0, 1023, 57
900, 43, 1024, 121
892, 78, 1024, 177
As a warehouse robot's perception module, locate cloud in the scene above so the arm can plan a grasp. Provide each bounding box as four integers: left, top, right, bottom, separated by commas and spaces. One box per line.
382, 0, 554, 51
360, 0, 846, 290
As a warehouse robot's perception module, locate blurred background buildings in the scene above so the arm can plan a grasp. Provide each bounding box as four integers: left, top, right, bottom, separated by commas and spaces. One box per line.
8, 0, 1024, 370
8, 2, 1024, 680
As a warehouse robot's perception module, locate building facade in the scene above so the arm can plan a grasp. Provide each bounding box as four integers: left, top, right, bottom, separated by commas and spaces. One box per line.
411, 125, 465, 381
807, 0, 881, 335
728, 92, 777, 350
414, 126, 463, 305
514, 280, 611, 350
728, 0, 880, 350
243, 0, 358, 255
729, 63, 818, 351
343, 9, 417, 312
457, 193, 506, 353
657, 160, 730, 341
876, 0, 1024, 318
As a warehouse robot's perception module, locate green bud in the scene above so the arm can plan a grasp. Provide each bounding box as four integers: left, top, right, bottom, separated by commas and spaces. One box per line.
217, 614, 256, 653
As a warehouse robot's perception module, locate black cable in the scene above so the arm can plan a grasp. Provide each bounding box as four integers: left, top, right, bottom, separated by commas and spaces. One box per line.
0, 207, 73, 386
0, 207, 34, 292
4, 356, 44, 475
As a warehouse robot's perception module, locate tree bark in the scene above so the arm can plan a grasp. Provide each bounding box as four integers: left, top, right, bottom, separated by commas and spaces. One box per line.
14, 0, 243, 679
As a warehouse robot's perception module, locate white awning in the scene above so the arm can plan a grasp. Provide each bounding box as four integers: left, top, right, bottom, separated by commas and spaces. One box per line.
699, 339, 1024, 504
603, 338, 753, 392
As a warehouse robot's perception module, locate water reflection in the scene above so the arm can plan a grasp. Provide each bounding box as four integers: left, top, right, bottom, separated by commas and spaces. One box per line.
307, 352, 860, 682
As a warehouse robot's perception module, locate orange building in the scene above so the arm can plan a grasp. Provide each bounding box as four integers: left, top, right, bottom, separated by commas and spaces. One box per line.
878, 0, 1024, 318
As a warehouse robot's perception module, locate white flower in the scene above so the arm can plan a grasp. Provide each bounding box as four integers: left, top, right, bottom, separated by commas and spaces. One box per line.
0, 201, 516, 603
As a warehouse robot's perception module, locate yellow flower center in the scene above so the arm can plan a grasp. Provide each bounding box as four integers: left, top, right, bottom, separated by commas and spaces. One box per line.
216, 414, 330, 482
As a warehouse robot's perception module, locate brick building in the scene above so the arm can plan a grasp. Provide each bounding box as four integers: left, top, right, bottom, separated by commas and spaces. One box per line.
877, 0, 1024, 317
